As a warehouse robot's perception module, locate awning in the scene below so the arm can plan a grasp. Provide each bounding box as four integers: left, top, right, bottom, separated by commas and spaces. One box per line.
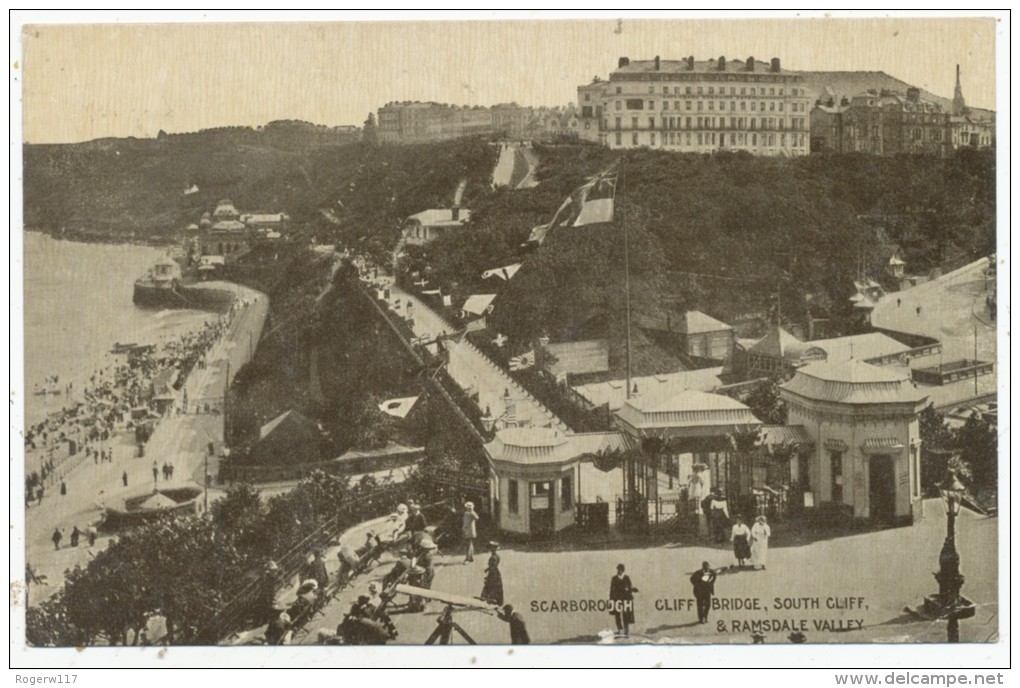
861, 437, 906, 453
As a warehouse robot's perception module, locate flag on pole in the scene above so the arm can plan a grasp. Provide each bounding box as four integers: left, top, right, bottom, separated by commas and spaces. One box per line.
528, 163, 619, 245
573, 165, 618, 226
378, 396, 419, 418
482, 263, 522, 281
509, 350, 536, 371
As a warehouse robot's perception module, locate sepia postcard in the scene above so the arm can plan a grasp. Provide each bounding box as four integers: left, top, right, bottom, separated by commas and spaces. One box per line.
9, 11, 1009, 672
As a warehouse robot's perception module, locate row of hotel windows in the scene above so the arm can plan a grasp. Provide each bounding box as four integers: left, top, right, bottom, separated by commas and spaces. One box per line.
590, 84, 805, 97
611, 131, 807, 148
613, 99, 807, 113
846, 125, 946, 142
610, 116, 807, 131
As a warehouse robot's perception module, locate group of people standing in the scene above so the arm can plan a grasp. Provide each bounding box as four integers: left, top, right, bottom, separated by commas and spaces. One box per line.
701, 488, 773, 570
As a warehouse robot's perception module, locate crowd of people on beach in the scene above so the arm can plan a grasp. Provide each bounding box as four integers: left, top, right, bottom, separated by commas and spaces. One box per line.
24, 307, 242, 511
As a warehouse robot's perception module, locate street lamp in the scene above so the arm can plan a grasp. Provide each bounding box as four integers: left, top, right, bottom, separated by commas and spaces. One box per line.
923, 468, 975, 642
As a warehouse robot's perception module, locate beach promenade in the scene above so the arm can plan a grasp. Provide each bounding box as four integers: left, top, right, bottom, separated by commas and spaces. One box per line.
23, 281, 268, 604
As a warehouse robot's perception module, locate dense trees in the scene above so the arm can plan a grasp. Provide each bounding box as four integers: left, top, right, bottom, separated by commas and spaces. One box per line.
28, 471, 432, 646
918, 404, 998, 498
397, 147, 993, 366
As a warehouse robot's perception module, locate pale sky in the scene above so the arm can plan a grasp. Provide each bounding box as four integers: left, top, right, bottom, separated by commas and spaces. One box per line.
18, 14, 998, 144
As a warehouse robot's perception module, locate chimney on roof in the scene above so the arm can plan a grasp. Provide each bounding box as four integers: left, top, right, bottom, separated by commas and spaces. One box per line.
654, 55, 660, 71
718, 56, 726, 71
618, 56, 630, 68
770, 57, 781, 73
906, 87, 920, 103
746, 56, 755, 72
687, 55, 695, 71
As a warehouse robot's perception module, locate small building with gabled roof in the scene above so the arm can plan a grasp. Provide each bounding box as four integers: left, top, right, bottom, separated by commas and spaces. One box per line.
401, 207, 471, 247
250, 410, 324, 466
676, 310, 735, 361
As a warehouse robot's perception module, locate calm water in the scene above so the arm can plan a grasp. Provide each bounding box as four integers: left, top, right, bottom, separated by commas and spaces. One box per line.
23, 232, 211, 425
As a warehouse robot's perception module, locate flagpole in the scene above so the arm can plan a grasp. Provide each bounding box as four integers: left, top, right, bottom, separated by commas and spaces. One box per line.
623, 158, 632, 401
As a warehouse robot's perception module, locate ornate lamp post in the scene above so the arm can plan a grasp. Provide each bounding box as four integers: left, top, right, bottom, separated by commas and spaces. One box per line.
923, 468, 975, 642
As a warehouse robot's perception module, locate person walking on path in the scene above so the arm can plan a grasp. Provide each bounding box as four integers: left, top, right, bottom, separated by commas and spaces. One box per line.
689, 561, 717, 624
70, 525, 81, 548
60, 480, 67, 497
87, 524, 98, 547
497, 604, 530, 644
709, 489, 730, 543
122, 471, 129, 487
731, 516, 752, 568
481, 542, 504, 606
609, 563, 638, 637
750, 515, 772, 570
462, 501, 479, 564
51, 527, 62, 551
152, 461, 158, 486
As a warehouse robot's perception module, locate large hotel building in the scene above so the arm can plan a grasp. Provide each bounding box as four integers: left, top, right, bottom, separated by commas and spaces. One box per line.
578, 56, 812, 156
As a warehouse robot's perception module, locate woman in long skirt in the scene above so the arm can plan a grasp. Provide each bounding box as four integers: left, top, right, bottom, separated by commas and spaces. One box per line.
481, 542, 504, 605
750, 515, 772, 570
730, 516, 752, 568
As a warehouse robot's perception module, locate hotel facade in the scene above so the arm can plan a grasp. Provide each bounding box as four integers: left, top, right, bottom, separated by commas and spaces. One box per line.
578, 56, 812, 156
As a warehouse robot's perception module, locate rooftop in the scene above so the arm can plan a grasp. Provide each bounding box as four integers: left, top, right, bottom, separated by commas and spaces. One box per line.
616, 388, 760, 434
573, 367, 724, 412
545, 340, 610, 377
484, 428, 637, 466
746, 324, 809, 362
781, 360, 929, 406
677, 310, 733, 335
803, 332, 911, 364
461, 294, 496, 316
612, 57, 792, 76
211, 220, 247, 232
259, 409, 317, 441
335, 442, 423, 461
406, 208, 472, 227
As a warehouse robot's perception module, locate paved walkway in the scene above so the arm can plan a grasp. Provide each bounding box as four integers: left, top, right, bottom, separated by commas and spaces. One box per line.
870, 258, 998, 410
24, 284, 268, 605
382, 279, 568, 433
299, 499, 997, 645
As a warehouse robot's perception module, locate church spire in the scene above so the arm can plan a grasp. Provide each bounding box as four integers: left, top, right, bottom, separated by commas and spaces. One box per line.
952, 63, 967, 116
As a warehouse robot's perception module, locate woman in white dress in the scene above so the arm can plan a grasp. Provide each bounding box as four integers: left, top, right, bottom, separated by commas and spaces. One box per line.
750, 515, 772, 570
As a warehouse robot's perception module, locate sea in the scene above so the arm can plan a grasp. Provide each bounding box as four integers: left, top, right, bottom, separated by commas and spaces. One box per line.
22, 232, 212, 426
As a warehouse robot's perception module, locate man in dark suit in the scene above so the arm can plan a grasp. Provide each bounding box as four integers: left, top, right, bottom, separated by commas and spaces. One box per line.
690, 561, 717, 624
498, 604, 530, 644
610, 563, 638, 636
